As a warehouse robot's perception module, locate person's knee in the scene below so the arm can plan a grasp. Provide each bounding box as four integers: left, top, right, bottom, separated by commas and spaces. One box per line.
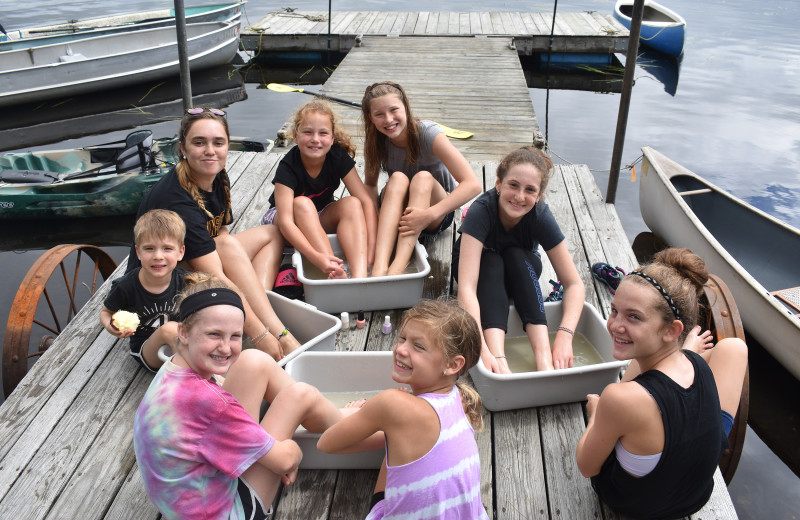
238, 348, 276, 373
409, 170, 434, 193
384, 171, 410, 195
293, 196, 317, 219
715, 337, 748, 364
338, 196, 365, 219
283, 381, 323, 409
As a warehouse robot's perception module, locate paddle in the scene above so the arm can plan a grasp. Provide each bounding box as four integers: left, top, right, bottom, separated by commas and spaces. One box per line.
267, 83, 473, 139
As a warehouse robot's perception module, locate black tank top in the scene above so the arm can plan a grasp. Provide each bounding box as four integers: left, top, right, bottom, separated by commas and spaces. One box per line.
591, 350, 728, 519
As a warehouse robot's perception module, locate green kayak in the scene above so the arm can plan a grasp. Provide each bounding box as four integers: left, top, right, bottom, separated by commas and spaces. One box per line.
0, 129, 270, 220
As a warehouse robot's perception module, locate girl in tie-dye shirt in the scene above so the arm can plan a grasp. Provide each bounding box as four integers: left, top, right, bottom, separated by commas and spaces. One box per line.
134, 274, 346, 520
318, 300, 489, 519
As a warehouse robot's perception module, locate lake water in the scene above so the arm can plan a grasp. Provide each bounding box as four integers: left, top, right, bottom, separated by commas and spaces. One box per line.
1, 0, 799, 517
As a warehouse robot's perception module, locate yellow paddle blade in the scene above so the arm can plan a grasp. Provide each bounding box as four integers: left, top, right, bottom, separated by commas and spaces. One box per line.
437, 123, 473, 140
266, 83, 304, 94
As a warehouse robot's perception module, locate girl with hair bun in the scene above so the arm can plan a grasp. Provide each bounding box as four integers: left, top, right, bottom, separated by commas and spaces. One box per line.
576, 247, 748, 519
318, 299, 489, 519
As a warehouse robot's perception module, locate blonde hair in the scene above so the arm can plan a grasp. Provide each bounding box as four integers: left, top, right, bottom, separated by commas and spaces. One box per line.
134, 209, 186, 247
176, 110, 233, 224
496, 146, 554, 199
174, 272, 242, 333
361, 81, 420, 179
292, 99, 356, 158
400, 299, 484, 431
628, 247, 709, 342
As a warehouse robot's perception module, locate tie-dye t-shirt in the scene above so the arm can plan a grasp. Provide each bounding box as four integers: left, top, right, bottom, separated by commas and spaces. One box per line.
134, 360, 274, 520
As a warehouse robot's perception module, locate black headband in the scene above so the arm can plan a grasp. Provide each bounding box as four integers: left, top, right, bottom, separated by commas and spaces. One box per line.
179, 288, 245, 321
629, 271, 682, 321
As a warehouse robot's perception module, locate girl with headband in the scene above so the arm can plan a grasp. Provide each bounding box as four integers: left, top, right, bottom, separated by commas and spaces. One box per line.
576, 248, 748, 519
134, 273, 348, 520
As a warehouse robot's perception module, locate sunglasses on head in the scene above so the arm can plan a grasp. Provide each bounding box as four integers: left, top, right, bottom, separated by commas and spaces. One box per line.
185, 107, 226, 116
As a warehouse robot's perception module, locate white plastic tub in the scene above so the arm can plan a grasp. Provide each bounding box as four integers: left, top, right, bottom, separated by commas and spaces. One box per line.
293, 235, 430, 313
469, 301, 628, 411
284, 351, 401, 469
157, 291, 340, 368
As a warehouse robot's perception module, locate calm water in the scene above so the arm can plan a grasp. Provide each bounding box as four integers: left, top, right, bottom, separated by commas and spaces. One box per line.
1, 0, 799, 517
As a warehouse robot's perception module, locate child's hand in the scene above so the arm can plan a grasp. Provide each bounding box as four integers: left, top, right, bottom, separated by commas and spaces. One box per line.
105, 322, 135, 339
683, 325, 714, 354
552, 335, 574, 370
585, 394, 600, 418
313, 252, 345, 277
398, 207, 433, 237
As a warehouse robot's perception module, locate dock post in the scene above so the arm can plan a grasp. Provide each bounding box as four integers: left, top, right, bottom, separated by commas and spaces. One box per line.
174, 0, 193, 111
606, 0, 644, 204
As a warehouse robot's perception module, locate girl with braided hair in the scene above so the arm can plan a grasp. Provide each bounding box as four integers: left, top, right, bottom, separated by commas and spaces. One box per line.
127, 108, 300, 361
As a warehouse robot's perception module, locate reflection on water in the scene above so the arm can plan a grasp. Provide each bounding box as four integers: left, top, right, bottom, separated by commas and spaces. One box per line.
505, 332, 604, 372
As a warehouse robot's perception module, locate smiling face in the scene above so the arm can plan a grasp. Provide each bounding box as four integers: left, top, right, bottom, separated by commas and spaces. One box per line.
175, 305, 244, 379
606, 279, 677, 364
368, 93, 408, 143
135, 234, 185, 284
179, 118, 229, 187
392, 318, 452, 394
293, 111, 334, 165
495, 162, 543, 228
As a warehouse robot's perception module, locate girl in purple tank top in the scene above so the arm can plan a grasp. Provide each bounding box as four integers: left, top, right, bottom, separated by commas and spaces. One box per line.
319, 300, 489, 519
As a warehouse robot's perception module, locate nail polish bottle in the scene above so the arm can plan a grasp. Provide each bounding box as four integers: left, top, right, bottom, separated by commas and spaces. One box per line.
340, 311, 349, 330
381, 315, 392, 335
356, 310, 366, 329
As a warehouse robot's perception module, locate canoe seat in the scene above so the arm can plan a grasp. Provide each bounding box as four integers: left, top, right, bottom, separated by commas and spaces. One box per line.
772, 287, 800, 315
0, 153, 72, 174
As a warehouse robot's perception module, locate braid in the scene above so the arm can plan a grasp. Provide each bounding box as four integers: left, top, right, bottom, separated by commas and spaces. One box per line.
176, 160, 214, 219
456, 381, 484, 431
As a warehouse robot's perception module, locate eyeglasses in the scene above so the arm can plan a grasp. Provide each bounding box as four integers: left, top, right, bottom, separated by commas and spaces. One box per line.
185, 107, 226, 116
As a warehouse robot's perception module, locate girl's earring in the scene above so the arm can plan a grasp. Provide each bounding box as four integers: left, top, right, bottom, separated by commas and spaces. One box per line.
443, 370, 447, 376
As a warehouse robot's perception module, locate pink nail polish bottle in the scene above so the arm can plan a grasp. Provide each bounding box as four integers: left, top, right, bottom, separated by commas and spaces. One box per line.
356, 310, 366, 329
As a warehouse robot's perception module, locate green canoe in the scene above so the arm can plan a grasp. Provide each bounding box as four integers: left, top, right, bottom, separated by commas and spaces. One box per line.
0, 129, 270, 220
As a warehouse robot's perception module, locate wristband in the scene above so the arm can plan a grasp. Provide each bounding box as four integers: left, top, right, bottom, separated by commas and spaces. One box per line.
278, 328, 290, 339
557, 326, 575, 336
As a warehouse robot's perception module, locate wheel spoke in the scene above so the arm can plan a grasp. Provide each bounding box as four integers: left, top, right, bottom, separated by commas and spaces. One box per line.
41, 287, 62, 334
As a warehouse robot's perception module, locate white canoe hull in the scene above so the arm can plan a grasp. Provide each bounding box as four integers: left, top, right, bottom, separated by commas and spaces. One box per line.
0, 20, 241, 107
639, 146, 800, 380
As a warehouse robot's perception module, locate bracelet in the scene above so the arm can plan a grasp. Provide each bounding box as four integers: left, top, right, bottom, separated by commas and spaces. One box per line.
557, 326, 575, 336
278, 328, 290, 340
494, 355, 506, 359
252, 329, 270, 346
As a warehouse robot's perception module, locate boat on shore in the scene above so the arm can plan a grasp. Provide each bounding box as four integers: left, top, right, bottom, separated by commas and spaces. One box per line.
613, 0, 686, 57
0, 131, 271, 220
0, 2, 244, 50
639, 146, 800, 380
0, 20, 241, 107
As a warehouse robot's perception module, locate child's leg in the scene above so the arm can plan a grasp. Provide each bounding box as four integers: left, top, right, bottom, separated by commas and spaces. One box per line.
387, 171, 443, 275
293, 196, 338, 257
139, 321, 179, 370
372, 172, 410, 277
705, 337, 748, 417
320, 197, 369, 278
502, 248, 553, 371
218, 229, 301, 353
476, 251, 512, 374
224, 350, 343, 435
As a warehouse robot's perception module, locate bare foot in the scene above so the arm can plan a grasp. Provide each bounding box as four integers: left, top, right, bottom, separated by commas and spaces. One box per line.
341, 399, 368, 417
369, 268, 388, 278
328, 266, 348, 279
497, 357, 513, 374
683, 325, 714, 353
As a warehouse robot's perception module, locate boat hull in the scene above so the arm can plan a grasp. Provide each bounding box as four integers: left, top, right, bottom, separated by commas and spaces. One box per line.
614, 0, 685, 57
0, 137, 270, 219
639, 147, 800, 380
0, 2, 245, 51
0, 20, 241, 107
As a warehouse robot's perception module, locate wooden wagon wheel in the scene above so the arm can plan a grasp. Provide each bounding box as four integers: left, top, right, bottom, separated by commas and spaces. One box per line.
703, 273, 750, 485
2, 244, 117, 397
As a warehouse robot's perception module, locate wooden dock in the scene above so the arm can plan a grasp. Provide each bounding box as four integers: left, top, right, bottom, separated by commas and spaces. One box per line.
241, 10, 629, 56
0, 13, 738, 520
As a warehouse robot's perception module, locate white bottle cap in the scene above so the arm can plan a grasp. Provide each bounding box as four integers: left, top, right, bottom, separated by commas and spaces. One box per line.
384, 315, 391, 325
341, 311, 349, 329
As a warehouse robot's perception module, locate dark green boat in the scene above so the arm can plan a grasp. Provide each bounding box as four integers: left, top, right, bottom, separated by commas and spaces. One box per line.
0, 130, 270, 219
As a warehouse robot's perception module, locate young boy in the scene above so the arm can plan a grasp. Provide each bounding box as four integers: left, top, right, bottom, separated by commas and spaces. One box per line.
100, 209, 188, 371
